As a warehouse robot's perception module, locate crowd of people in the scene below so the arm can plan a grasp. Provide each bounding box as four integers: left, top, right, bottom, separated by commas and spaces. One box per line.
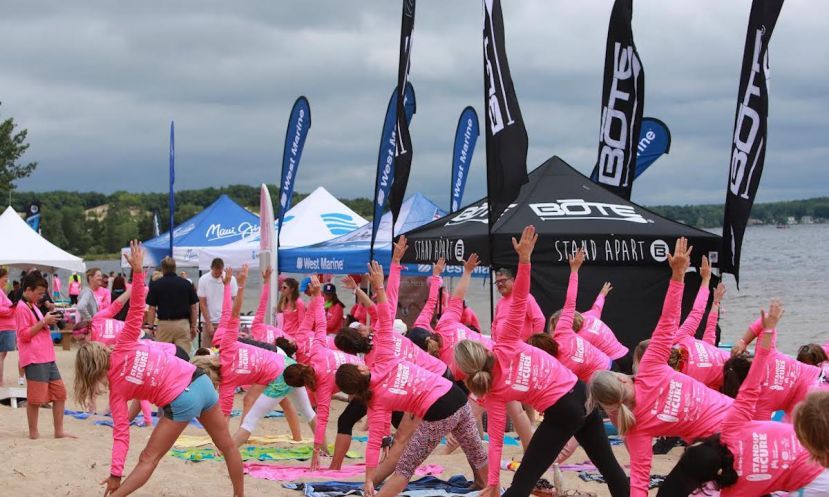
1, 229, 828, 497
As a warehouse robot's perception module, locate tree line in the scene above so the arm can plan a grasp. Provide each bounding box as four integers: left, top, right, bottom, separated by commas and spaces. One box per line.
7, 187, 827, 258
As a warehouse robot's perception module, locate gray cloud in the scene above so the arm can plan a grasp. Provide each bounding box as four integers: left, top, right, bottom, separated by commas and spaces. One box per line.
3, 0, 827, 208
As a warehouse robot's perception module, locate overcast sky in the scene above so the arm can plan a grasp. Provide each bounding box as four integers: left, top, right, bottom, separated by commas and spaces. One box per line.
3, 0, 826, 208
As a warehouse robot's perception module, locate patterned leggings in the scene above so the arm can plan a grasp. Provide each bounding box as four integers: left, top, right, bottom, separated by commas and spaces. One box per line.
394, 403, 486, 480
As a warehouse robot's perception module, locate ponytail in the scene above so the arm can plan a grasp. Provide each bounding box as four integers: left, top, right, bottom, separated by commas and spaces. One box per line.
283, 363, 317, 390
275, 337, 298, 358
588, 370, 637, 436
527, 333, 559, 357
335, 363, 372, 404
425, 335, 442, 357
721, 356, 751, 398
454, 340, 494, 397
191, 355, 222, 389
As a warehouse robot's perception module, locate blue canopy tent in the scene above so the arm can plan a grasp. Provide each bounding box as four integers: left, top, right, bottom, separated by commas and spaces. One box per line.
279, 193, 481, 276
122, 194, 260, 268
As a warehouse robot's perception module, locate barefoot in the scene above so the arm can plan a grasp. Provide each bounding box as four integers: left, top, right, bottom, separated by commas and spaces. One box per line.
55, 432, 78, 439
29, 431, 40, 440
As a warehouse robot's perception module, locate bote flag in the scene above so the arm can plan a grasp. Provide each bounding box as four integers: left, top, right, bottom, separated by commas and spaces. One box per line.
592, 0, 645, 200
482, 0, 528, 227
387, 0, 416, 230
721, 0, 784, 285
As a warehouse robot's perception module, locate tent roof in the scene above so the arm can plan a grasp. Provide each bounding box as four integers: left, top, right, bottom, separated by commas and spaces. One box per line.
403, 156, 721, 267
144, 194, 259, 249
0, 206, 86, 272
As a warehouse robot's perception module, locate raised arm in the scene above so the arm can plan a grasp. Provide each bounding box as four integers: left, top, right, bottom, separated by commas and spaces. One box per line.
677, 256, 711, 339
413, 258, 444, 330
639, 238, 691, 373
307, 277, 329, 349
116, 241, 147, 347
342, 276, 375, 310
387, 235, 407, 315
702, 283, 725, 345
495, 226, 537, 350
94, 287, 131, 322
366, 261, 395, 365
452, 253, 478, 301
252, 268, 272, 328
553, 249, 584, 337
723, 301, 782, 431
217, 266, 247, 347
585, 282, 612, 319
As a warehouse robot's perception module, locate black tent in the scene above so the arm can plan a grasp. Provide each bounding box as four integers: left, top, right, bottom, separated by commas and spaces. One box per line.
402, 156, 721, 357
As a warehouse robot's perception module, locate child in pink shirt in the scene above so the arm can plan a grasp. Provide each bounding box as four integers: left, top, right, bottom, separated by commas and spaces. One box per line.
455, 230, 628, 497
672, 282, 730, 390
249, 270, 287, 345
278, 277, 305, 336
15, 271, 70, 439
658, 305, 828, 497
590, 247, 735, 497
73, 241, 243, 497
335, 259, 488, 497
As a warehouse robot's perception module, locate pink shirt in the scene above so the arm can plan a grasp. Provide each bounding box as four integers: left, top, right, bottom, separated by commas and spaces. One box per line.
483, 262, 578, 486
107, 272, 195, 477
719, 333, 824, 496
579, 294, 629, 360
0, 290, 16, 331
94, 286, 111, 310
491, 286, 546, 342
674, 292, 729, 390
250, 283, 287, 344
460, 305, 480, 331
363, 327, 448, 376
69, 280, 80, 296
304, 296, 363, 446
434, 297, 493, 381
366, 262, 403, 325
280, 298, 306, 336
90, 299, 127, 345
349, 302, 368, 325
53, 276, 61, 293
626, 280, 734, 497
325, 302, 344, 334
364, 300, 453, 468
216, 283, 285, 416
15, 299, 54, 367
552, 272, 612, 383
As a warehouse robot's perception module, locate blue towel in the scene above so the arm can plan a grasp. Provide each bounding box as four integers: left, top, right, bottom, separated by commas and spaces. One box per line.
283, 475, 476, 497
63, 409, 91, 420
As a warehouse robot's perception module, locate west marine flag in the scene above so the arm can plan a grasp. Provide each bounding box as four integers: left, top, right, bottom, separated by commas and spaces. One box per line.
592, 0, 645, 200
722, 0, 784, 285
451, 107, 479, 213
482, 0, 528, 227
278, 96, 312, 233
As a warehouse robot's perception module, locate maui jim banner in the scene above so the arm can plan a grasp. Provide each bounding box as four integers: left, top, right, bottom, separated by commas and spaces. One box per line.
721, 0, 784, 285
593, 0, 645, 200
278, 96, 312, 232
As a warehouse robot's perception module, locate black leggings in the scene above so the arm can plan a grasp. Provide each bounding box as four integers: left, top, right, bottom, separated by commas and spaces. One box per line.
337, 399, 404, 435
503, 381, 628, 497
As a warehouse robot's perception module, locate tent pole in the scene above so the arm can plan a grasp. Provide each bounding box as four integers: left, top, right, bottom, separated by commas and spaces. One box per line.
197, 269, 203, 348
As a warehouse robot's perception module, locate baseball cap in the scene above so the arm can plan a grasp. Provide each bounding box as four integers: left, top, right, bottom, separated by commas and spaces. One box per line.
299, 277, 312, 292
323, 283, 337, 294
406, 327, 432, 350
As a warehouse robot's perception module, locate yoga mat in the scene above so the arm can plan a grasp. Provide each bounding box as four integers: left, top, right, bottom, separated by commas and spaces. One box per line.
283, 475, 478, 496
244, 463, 443, 481
170, 444, 361, 462
174, 434, 312, 448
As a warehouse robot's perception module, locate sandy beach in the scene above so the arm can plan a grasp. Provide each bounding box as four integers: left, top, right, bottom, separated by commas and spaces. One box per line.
0, 347, 684, 497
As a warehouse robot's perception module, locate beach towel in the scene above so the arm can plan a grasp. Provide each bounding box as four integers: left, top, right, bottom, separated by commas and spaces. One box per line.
244, 463, 443, 481
64, 409, 91, 420
170, 444, 361, 462
578, 471, 665, 489
283, 475, 477, 497
174, 434, 311, 448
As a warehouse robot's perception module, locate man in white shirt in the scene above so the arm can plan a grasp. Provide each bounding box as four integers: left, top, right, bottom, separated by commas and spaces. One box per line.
197, 258, 237, 347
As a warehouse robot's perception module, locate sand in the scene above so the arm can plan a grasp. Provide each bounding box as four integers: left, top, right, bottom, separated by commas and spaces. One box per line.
1, 347, 679, 496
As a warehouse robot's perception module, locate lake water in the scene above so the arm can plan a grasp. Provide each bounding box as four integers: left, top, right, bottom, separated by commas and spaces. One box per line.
83, 223, 827, 355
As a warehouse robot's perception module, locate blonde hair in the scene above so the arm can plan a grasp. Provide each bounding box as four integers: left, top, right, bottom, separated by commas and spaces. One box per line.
588, 370, 636, 435
794, 391, 829, 468
454, 340, 494, 397
548, 309, 584, 333
74, 342, 111, 411
191, 355, 222, 389
633, 339, 685, 373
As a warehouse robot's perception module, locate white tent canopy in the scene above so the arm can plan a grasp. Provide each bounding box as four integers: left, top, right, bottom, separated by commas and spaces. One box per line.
198, 187, 368, 270
0, 206, 86, 272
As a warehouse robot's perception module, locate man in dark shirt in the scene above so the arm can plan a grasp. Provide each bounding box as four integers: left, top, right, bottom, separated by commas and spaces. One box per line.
146, 256, 199, 352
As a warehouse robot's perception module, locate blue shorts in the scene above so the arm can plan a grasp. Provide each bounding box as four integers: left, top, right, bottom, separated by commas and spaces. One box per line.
0, 330, 16, 352
162, 374, 218, 422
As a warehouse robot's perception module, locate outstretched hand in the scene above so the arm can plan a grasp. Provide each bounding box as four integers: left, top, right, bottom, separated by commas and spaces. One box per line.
667, 237, 692, 280
368, 261, 385, 289
512, 225, 538, 263
761, 299, 784, 330
222, 267, 233, 285
392, 235, 408, 263
463, 253, 480, 273
569, 248, 586, 272
308, 275, 321, 296
700, 255, 711, 282
236, 265, 249, 287
432, 256, 446, 277
124, 240, 144, 272
262, 267, 273, 283
101, 475, 122, 496
600, 282, 613, 297
713, 283, 726, 305
341, 276, 358, 291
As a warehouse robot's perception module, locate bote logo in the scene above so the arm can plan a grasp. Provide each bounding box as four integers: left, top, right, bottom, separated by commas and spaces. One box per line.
650, 240, 669, 262
453, 239, 465, 261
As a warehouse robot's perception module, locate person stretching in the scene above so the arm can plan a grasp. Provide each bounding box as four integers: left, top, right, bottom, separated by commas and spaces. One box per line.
794, 390, 829, 468
249, 268, 288, 345
74, 241, 243, 497
658, 303, 829, 497
588, 238, 734, 497
455, 227, 626, 497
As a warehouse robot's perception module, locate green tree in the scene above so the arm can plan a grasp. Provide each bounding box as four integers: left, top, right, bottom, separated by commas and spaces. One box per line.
0, 103, 37, 192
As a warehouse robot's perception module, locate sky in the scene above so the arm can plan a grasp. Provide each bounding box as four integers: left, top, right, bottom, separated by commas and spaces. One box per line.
2, 0, 827, 209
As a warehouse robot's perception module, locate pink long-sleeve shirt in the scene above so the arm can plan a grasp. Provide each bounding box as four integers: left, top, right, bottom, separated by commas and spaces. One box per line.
364, 300, 453, 468
216, 283, 285, 416
280, 298, 306, 336
434, 297, 493, 381
483, 262, 578, 486
15, 299, 54, 368
579, 293, 629, 360
107, 272, 195, 477
304, 296, 363, 446
0, 290, 16, 331
491, 286, 546, 342
94, 286, 111, 310
250, 283, 287, 344
673, 291, 729, 390
460, 305, 480, 331
552, 272, 612, 383
90, 299, 127, 345
718, 332, 824, 496
366, 262, 403, 325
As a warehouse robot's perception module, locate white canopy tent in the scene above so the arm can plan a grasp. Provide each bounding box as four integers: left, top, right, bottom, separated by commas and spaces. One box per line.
198, 186, 368, 270
0, 206, 86, 272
